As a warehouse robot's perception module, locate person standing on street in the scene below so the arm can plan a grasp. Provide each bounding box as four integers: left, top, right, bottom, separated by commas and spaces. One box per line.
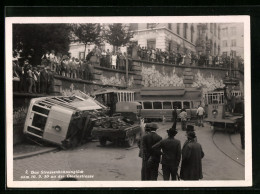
152, 128, 181, 180
138, 122, 150, 180
179, 109, 187, 131
141, 123, 162, 180
180, 131, 204, 180
172, 106, 178, 129
196, 105, 205, 127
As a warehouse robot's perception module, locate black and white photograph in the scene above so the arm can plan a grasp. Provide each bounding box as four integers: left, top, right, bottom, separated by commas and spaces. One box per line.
5, 16, 251, 187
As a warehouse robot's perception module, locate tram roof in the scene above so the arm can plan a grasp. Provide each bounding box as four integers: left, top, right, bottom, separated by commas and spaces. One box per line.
137, 87, 201, 96
93, 88, 135, 95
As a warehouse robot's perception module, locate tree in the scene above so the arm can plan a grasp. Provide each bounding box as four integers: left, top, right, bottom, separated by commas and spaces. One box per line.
13, 24, 72, 65
103, 23, 133, 51
72, 24, 101, 55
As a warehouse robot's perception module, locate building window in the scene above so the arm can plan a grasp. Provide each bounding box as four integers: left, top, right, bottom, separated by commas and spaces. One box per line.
147, 23, 156, 29
214, 42, 216, 55
231, 39, 236, 47
231, 27, 236, 35
191, 25, 194, 43
183, 23, 188, 39
218, 45, 220, 55
214, 24, 217, 35
168, 23, 172, 30
177, 23, 180, 35
147, 39, 156, 49
222, 28, 228, 37
218, 26, 221, 39
210, 23, 213, 33
223, 40, 228, 47
79, 52, 85, 60
231, 50, 236, 57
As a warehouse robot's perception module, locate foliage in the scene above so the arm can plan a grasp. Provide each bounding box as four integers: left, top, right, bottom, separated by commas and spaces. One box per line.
13, 24, 72, 65
103, 23, 133, 48
13, 107, 28, 125
72, 24, 102, 49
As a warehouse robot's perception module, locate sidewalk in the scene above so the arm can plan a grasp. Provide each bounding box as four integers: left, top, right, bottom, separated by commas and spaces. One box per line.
13, 142, 58, 160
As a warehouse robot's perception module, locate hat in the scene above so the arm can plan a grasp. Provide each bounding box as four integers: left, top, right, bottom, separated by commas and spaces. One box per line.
167, 128, 178, 136
145, 123, 158, 131
187, 125, 194, 131
187, 131, 196, 139
46, 66, 51, 70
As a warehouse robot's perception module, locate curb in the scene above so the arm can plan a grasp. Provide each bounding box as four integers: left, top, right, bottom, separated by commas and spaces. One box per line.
14, 147, 59, 160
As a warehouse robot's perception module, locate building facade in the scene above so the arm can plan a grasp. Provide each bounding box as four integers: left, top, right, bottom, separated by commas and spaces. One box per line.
130, 23, 221, 56
69, 23, 223, 60
220, 23, 244, 58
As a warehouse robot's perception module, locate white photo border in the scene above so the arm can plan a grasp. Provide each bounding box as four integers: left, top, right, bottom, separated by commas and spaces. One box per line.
5, 16, 252, 188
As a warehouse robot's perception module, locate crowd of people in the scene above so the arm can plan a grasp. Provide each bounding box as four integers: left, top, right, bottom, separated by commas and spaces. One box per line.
138, 122, 204, 181
135, 45, 243, 69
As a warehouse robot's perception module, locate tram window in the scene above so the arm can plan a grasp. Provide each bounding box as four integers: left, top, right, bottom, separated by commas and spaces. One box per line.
143, 102, 153, 109
172, 101, 182, 109
153, 102, 162, 109
163, 101, 172, 109
183, 101, 190, 109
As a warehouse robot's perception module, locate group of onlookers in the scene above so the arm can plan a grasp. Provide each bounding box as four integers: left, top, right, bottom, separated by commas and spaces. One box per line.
138, 122, 204, 181
13, 59, 54, 94
41, 49, 94, 80
135, 45, 242, 68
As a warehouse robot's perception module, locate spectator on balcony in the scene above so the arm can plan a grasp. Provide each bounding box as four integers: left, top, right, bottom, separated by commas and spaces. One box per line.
111, 52, 117, 69
49, 50, 56, 72
147, 48, 152, 61
106, 49, 111, 68
26, 64, 34, 93
86, 49, 94, 61
61, 55, 69, 77
151, 48, 156, 62
208, 55, 213, 67
137, 45, 142, 60
118, 53, 125, 70
41, 50, 50, 67
40, 66, 48, 93
127, 52, 133, 71
33, 67, 41, 93
46, 66, 54, 94
74, 58, 80, 79
56, 52, 62, 75
101, 49, 107, 67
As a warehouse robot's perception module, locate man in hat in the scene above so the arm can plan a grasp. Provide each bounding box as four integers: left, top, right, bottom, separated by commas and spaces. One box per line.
152, 128, 181, 180
141, 123, 162, 180
172, 106, 178, 129
138, 122, 150, 180
180, 131, 204, 180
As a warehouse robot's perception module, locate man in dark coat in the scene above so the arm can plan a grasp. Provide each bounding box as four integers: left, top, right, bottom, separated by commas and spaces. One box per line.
152, 128, 181, 180
138, 123, 150, 180
180, 131, 204, 180
141, 123, 162, 180
172, 106, 178, 129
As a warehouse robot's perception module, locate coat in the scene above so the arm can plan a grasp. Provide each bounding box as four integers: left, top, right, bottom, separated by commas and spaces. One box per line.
152, 137, 181, 167
180, 140, 204, 180
142, 132, 162, 163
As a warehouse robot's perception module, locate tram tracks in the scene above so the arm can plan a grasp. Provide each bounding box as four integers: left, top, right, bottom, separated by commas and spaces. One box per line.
212, 131, 244, 167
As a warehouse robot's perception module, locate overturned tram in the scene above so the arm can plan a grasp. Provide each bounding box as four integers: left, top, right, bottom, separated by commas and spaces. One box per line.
23, 95, 107, 148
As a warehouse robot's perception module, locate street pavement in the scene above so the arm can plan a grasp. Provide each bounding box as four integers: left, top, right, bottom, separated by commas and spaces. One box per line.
13, 122, 245, 181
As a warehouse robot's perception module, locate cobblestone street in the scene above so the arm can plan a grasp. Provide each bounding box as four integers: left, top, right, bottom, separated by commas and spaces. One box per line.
13, 122, 245, 181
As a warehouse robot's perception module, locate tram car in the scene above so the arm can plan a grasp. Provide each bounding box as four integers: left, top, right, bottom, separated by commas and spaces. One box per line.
93, 88, 141, 120
133, 87, 202, 122
204, 90, 243, 133
23, 95, 107, 148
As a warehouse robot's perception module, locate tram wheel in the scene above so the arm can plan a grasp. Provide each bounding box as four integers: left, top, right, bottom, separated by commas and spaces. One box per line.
99, 137, 107, 146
